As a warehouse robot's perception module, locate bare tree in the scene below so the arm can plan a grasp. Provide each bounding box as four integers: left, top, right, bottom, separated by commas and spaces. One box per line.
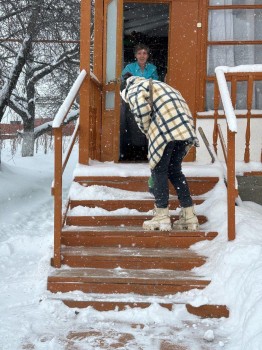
0, 1, 42, 121
10, 44, 79, 156
0, 0, 80, 156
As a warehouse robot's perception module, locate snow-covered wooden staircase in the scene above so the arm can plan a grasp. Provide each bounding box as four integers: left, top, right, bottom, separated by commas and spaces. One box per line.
47, 164, 229, 318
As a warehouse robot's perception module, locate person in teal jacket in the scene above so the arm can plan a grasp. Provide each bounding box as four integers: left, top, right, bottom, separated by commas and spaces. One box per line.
122, 44, 159, 80
120, 44, 158, 160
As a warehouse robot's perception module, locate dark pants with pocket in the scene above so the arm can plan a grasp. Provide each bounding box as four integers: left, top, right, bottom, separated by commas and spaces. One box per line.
151, 140, 193, 208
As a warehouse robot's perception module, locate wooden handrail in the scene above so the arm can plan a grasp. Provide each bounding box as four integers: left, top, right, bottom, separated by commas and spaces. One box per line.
215, 67, 238, 132
52, 70, 86, 267
206, 72, 262, 82
214, 65, 262, 240
197, 111, 262, 118
51, 69, 102, 267
215, 67, 237, 241
214, 66, 262, 163
53, 70, 87, 129
62, 119, 79, 174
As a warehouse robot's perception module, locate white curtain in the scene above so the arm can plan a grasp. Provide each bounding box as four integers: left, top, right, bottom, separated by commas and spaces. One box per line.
207, 0, 262, 109
208, 0, 234, 75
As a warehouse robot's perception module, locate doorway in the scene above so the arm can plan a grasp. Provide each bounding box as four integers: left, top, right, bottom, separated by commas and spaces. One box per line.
119, 2, 169, 161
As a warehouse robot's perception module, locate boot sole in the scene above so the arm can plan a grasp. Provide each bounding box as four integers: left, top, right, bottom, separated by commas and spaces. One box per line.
143, 223, 172, 231
173, 223, 199, 231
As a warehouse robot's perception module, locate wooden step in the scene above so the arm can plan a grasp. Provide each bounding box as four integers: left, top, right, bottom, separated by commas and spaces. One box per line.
59, 246, 206, 270
74, 176, 219, 196
61, 226, 218, 248
62, 299, 174, 310
69, 198, 204, 210
186, 304, 229, 318
47, 268, 210, 295
59, 299, 229, 318
243, 171, 262, 176
66, 214, 207, 226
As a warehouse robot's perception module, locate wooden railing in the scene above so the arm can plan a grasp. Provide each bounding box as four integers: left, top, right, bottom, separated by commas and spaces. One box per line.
51, 69, 102, 267
214, 65, 262, 240
213, 66, 262, 163
51, 70, 86, 267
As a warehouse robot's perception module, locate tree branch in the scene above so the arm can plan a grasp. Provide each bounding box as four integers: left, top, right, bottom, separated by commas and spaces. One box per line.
29, 44, 79, 85
33, 108, 79, 139
8, 97, 29, 122
0, 2, 41, 121
0, 5, 31, 22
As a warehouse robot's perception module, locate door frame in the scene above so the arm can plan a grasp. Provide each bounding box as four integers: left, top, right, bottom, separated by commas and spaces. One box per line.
102, 0, 123, 162
101, 0, 203, 162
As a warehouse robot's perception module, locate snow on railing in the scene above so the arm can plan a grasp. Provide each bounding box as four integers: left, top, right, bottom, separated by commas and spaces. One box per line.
215, 67, 237, 132
53, 69, 87, 128
215, 64, 262, 133
214, 64, 262, 241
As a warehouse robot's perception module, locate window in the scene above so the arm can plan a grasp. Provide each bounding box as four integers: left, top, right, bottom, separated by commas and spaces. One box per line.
206, 1, 262, 109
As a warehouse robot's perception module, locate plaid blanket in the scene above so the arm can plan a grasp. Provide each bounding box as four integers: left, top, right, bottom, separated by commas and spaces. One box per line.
122, 76, 199, 169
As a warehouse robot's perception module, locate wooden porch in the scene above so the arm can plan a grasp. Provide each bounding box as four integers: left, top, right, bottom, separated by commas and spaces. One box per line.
47, 65, 262, 321
47, 0, 262, 327
48, 162, 229, 318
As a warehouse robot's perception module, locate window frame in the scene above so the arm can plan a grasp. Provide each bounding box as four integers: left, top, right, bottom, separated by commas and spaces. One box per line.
200, 2, 262, 110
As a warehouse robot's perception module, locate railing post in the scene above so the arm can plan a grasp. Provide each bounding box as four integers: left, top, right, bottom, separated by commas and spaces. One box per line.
231, 76, 237, 108
244, 75, 253, 163
227, 128, 236, 241
215, 65, 262, 241
213, 79, 219, 153
79, 0, 91, 165
53, 127, 62, 267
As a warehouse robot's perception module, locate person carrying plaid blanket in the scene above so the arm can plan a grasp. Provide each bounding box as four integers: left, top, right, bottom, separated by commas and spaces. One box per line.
120, 75, 200, 231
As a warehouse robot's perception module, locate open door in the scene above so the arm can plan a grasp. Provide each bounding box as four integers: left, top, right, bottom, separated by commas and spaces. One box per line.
100, 0, 200, 163
120, 2, 170, 161
101, 0, 123, 162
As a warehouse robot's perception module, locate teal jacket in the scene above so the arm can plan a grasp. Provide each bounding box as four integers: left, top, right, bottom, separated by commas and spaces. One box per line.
122, 62, 158, 80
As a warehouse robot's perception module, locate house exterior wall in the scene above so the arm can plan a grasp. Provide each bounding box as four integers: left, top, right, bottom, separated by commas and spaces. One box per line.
79, 0, 262, 164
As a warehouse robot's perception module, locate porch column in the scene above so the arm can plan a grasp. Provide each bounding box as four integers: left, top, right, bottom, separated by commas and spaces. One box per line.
79, 0, 91, 164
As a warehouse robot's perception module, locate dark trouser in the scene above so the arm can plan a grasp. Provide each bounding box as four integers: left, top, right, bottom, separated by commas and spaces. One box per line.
151, 141, 193, 208
120, 101, 148, 161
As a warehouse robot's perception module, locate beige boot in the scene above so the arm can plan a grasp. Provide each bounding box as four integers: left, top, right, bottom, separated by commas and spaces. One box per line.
173, 206, 199, 231
143, 206, 172, 231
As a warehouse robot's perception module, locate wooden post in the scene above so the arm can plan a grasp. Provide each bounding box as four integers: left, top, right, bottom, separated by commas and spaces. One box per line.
79, 0, 91, 164
213, 79, 219, 154
227, 128, 236, 241
53, 127, 62, 267
113, 0, 123, 162
93, 0, 103, 161
231, 76, 237, 108
244, 75, 253, 163
93, 0, 103, 82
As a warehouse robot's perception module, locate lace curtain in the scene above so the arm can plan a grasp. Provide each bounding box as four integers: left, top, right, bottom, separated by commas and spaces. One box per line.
207, 0, 262, 109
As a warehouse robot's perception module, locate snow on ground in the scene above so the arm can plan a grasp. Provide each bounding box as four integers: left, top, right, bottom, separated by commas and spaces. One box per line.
0, 142, 262, 349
